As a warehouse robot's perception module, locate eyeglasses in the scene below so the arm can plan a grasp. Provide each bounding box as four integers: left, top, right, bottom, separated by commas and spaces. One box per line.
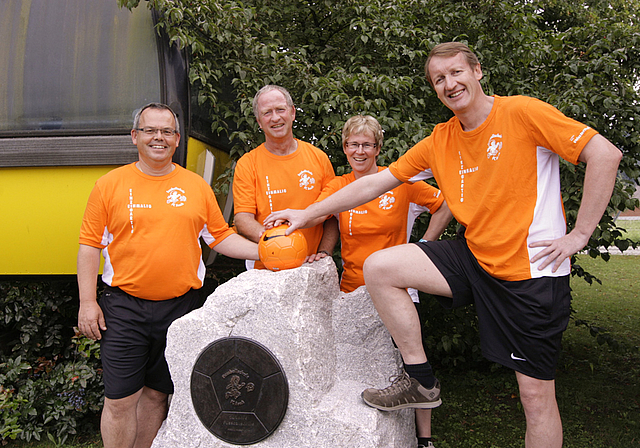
135, 127, 177, 137
345, 142, 377, 150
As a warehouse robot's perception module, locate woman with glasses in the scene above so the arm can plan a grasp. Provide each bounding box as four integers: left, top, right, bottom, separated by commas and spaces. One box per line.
315, 115, 451, 448
318, 115, 452, 295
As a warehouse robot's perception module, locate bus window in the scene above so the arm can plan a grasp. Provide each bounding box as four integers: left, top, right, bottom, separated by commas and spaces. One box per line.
0, 0, 233, 275
0, 0, 161, 136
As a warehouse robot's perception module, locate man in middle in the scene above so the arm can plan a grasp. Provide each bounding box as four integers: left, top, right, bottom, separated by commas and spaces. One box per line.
233, 85, 339, 268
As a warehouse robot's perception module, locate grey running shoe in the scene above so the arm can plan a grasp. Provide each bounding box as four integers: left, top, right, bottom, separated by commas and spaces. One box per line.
361, 372, 442, 410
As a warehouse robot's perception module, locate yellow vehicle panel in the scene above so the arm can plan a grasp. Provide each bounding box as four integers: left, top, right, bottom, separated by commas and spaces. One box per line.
0, 138, 232, 275
185, 137, 233, 215
0, 165, 117, 275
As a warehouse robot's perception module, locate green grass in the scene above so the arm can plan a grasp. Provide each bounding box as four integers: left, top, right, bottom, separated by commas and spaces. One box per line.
432, 255, 640, 447
5, 256, 639, 448
617, 217, 640, 242
571, 255, 640, 344
4, 436, 102, 448
557, 255, 640, 447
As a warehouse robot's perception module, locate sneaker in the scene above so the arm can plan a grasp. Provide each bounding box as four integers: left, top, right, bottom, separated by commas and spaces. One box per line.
361, 372, 442, 410
418, 443, 435, 448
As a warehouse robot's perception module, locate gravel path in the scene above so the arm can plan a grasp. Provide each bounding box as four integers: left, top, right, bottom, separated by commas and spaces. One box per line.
599, 246, 640, 256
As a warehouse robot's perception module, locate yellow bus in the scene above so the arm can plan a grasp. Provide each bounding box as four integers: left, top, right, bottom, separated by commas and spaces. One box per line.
0, 0, 233, 275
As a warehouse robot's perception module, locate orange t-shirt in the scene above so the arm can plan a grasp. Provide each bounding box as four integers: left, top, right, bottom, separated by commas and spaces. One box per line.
79, 163, 235, 300
233, 140, 335, 268
389, 95, 597, 281
318, 167, 443, 292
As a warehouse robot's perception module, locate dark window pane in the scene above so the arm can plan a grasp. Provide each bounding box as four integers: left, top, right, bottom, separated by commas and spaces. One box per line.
0, 0, 161, 134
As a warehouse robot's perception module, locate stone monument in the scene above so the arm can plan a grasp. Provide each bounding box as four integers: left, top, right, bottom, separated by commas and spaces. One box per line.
151, 257, 415, 447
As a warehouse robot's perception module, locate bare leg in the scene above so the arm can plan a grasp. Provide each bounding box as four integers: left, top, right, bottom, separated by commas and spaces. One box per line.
134, 387, 169, 448
363, 244, 452, 364
516, 372, 562, 448
101, 389, 143, 448
415, 409, 432, 437
101, 387, 168, 448
364, 244, 450, 442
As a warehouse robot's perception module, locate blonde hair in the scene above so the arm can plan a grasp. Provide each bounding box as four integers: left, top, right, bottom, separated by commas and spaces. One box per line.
424, 42, 480, 87
342, 115, 384, 149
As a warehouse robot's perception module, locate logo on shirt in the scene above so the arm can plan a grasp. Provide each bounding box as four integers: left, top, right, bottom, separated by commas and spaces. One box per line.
347, 209, 367, 236
264, 176, 288, 212
128, 188, 152, 233
570, 126, 591, 144
166, 187, 187, 207
298, 170, 316, 191
458, 152, 478, 203
487, 134, 502, 161
378, 191, 396, 210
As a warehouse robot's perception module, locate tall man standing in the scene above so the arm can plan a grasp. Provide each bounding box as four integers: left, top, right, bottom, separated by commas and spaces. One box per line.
77, 103, 259, 448
264, 43, 622, 447
233, 85, 338, 268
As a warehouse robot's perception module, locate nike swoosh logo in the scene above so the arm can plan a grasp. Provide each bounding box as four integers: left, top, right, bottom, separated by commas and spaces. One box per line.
263, 234, 285, 241
510, 353, 527, 362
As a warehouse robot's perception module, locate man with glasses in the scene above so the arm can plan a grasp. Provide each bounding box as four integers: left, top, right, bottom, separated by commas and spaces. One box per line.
233, 85, 338, 269
77, 102, 260, 448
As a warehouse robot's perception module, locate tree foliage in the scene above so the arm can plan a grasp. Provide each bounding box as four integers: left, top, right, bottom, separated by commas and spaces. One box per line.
0, 281, 103, 443
121, 0, 639, 247
115, 0, 640, 365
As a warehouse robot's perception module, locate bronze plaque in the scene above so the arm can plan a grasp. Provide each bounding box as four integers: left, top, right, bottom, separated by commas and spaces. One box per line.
191, 336, 289, 445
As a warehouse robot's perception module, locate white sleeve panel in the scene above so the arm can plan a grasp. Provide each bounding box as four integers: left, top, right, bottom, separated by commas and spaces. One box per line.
527, 147, 571, 277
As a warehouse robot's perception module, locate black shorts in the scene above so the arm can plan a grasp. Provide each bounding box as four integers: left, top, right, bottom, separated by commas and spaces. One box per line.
416, 239, 571, 380
99, 286, 202, 399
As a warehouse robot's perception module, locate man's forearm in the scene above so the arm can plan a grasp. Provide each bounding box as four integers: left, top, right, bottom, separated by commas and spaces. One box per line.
308, 169, 403, 218
77, 244, 101, 304
264, 169, 404, 232
234, 213, 264, 243
317, 216, 339, 254
213, 234, 260, 260
528, 135, 622, 272
421, 201, 453, 242
77, 244, 106, 340
573, 135, 622, 240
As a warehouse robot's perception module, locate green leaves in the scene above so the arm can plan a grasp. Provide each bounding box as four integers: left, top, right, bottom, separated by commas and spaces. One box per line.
0, 281, 103, 443
120, 0, 640, 365
134, 0, 640, 261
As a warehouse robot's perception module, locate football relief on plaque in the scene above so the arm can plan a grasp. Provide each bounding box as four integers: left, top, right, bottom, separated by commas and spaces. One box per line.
191, 336, 289, 445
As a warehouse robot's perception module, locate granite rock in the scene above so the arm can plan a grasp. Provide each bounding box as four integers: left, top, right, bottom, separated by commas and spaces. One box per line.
151, 257, 415, 448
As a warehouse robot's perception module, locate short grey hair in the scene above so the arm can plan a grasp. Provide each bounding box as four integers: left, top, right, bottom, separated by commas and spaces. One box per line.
133, 102, 180, 134
252, 85, 295, 117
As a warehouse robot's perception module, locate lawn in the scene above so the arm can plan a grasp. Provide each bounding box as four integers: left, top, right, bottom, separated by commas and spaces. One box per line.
5, 256, 639, 448
617, 217, 640, 242
431, 254, 640, 447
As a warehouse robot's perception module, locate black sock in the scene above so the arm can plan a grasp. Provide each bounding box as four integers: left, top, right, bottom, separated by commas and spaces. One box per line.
417, 436, 432, 447
404, 361, 436, 389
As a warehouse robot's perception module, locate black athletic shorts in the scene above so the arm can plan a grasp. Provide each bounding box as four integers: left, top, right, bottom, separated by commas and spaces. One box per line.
416, 239, 571, 380
99, 286, 202, 399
